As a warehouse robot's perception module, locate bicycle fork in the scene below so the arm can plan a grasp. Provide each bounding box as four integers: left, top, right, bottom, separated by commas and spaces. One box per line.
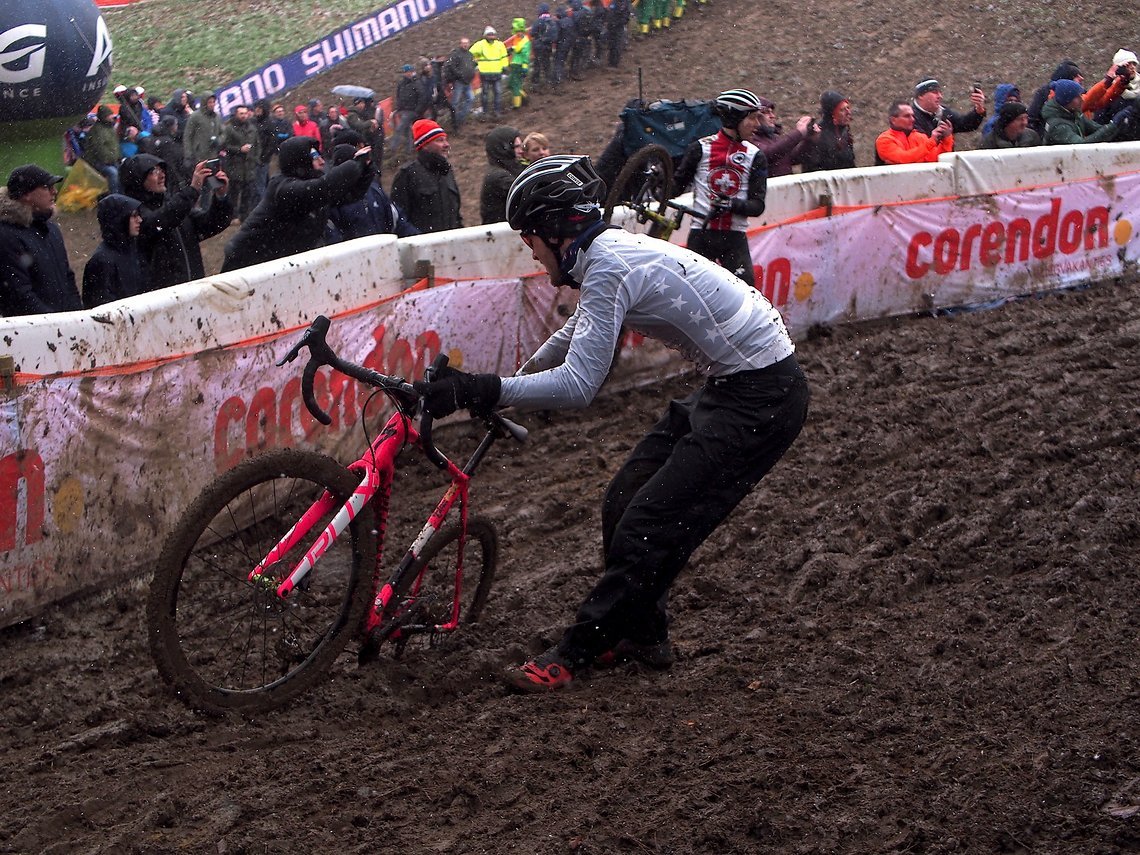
364, 475, 470, 636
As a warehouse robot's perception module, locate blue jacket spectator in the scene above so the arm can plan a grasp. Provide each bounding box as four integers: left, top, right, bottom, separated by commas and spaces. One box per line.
326, 145, 419, 242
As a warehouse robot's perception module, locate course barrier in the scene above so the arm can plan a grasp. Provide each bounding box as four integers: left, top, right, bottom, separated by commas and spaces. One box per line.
1, 143, 1137, 625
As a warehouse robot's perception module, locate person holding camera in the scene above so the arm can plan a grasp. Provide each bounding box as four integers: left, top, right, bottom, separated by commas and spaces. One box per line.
874, 100, 955, 165
221, 136, 374, 272
120, 154, 233, 289
1090, 50, 1140, 141
911, 77, 986, 142
1042, 79, 1129, 146
798, 90, 856, 173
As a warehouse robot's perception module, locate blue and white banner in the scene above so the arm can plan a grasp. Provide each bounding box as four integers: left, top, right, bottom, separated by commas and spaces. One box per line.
215, 0, 467, 116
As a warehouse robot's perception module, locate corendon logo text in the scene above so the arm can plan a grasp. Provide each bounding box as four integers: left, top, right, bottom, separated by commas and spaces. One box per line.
905, 199, 1111, 279
212, 323, 441, 471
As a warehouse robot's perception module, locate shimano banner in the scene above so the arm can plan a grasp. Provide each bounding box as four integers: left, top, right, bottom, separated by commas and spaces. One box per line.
214, 0, 467, 116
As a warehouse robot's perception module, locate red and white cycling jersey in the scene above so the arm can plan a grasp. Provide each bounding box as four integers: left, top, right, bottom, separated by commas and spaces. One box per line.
687, 132, 765, 231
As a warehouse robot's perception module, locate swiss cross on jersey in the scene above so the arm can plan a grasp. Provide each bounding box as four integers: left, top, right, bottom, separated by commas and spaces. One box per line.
692, 135, 761, 231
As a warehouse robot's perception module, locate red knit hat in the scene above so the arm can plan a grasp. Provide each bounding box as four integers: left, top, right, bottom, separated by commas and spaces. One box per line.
413, 119, 447, 149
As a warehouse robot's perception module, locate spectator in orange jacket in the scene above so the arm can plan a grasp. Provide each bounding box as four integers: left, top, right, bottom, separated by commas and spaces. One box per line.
875, 100, 954, 165
292, 105, 320, 140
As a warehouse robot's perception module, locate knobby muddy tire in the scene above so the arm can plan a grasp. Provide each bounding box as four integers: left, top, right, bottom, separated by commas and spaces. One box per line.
146, 449, 376, 715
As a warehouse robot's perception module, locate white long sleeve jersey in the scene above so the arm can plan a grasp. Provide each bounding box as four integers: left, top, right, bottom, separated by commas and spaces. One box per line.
498, 228, 795, 410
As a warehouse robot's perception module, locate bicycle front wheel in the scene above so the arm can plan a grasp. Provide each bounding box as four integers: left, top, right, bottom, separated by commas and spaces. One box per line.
147, 449, 376, 714
380, 517, 499, 639
602, 143, 674, 227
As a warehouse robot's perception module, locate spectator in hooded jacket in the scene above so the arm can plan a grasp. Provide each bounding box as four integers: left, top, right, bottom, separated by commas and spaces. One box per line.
220, 105, 261, 222
325, 144, 419, 242
390, 120, 463, 233
121, 154, 233, 288
1042, 79, 1129, 145
82, 194, 149, 308
911, 77, 986, 142
982, 84, 1021, 134
0, 166, 81, 316
480, 126, 526, 223
875, 100, 954, 165
797, 90, 856, 173
980, 102, 1041, 149
222, 136, 373, 272
1027, 60, 1082, 137
159, 88, 194, 141
750, 98, 813, 177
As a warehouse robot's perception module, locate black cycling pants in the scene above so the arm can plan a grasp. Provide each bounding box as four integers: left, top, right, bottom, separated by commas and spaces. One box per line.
685, 229, 756, 287
557, 354, 809, 666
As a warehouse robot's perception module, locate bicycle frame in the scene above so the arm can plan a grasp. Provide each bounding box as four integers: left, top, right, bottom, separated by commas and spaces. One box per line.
248, 406, 475, 637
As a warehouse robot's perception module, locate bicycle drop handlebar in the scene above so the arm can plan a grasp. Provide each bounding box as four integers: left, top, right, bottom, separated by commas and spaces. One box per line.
278, 315, 527, 468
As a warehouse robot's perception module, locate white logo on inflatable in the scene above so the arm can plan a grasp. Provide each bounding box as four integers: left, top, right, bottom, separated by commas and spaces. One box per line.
0, 24, 47, 84
86, 16, 113, 77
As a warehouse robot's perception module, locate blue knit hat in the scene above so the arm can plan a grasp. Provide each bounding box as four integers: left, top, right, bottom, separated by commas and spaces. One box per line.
1052, 78, 1084, 106
537, 2, 550, 12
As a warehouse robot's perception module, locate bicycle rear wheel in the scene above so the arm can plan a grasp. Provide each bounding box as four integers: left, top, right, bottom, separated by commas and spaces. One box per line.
369, 517, 498, 652
147, 449, 376, 714
602, 143, 674, 228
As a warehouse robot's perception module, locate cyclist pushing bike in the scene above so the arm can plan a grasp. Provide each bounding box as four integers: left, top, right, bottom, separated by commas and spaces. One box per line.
413, 154, 810, 693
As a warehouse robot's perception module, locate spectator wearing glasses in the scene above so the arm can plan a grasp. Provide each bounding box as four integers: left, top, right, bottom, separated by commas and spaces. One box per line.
221, 136, 374, 272
0, 165, 81, 316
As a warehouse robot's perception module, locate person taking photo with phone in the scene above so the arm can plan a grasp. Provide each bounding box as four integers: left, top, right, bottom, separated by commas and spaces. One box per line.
120, 154, 233, 289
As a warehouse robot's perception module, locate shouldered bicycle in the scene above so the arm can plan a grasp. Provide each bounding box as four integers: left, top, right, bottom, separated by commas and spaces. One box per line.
146, 315, 526, 714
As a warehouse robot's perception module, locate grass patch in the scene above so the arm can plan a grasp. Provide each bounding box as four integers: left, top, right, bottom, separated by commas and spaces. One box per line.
102, 0, 397, 99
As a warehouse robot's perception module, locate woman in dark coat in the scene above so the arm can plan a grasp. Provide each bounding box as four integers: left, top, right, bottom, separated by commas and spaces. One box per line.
82, 194, 149, 308
479, 125, 524, 223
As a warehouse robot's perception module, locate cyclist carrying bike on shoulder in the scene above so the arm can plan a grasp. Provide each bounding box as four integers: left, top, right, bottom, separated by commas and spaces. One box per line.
672, 88, 769, 288
413, 154, 809, 693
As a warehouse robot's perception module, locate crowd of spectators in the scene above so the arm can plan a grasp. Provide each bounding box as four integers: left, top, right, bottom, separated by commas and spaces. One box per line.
4, 13, 1138, 318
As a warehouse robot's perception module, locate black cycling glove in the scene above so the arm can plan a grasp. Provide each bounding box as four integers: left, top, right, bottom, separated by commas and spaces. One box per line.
414, 367, 502, 418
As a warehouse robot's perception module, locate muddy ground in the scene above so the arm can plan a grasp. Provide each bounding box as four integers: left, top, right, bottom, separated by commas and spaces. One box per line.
3, 277, 1138, 853
8, 0, 1140, 852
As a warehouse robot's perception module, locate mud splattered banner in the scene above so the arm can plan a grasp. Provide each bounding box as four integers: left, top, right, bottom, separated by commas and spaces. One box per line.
748, 170, 1140, 337
0, 275, 564, 626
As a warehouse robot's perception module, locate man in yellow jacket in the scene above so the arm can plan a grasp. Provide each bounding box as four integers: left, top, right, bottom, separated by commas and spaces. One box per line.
504, 18, 531, 110
470, 25, 510, 119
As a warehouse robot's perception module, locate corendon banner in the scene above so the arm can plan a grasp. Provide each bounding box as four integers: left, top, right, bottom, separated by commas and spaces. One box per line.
0, 276, 565, 626
748, 171, 1140, 334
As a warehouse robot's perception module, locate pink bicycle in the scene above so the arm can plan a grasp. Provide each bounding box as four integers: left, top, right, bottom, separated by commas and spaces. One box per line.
146, 315, 526, 714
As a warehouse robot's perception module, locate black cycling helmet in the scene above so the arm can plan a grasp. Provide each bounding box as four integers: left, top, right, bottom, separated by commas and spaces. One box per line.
714, 88, 763, 129
505, 154, 606, 239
